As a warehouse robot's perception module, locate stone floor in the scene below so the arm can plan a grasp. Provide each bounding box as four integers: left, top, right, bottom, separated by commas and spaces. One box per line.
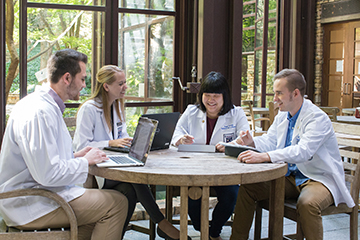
124, 198, 359, 240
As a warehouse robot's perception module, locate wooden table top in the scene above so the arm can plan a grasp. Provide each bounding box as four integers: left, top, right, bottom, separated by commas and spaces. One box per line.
90, 148, 287, 187
336, 116, 360, 125
253, 107, 269, 115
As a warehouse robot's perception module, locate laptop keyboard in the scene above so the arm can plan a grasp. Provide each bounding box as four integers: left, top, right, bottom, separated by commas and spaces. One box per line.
109, 156, 136, 164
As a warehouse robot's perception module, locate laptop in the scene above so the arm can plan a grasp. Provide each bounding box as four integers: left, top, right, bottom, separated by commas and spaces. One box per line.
141, 112, 181, 151
97, 117, 158, 167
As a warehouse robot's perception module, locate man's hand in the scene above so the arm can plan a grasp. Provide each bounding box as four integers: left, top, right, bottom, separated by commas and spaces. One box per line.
83, 148, 109, 166
237, 151, 270, 164
236, 130, 255, 147
109, 137, 133, 148
74, 146, 93, 158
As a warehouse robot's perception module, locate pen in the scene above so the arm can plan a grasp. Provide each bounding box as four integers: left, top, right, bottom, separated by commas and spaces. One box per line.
180, 126, 189, 135
180, 126, 195, 143
241, 130, 254, 138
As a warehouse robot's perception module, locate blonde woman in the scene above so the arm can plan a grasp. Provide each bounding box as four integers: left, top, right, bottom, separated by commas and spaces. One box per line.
73, 65, 188, 240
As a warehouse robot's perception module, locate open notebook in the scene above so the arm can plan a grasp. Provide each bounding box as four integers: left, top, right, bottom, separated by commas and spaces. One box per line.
97, 117, 158, 167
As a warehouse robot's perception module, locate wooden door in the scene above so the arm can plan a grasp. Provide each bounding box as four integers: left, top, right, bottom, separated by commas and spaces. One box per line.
323, 20, 360, 110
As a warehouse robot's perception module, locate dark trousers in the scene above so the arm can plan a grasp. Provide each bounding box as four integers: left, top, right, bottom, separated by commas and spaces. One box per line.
188, 184, 239, 238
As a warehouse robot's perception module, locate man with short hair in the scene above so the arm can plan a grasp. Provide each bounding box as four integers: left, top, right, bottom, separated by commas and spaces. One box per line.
230, 69, 354, 240
0, 49, 128, 240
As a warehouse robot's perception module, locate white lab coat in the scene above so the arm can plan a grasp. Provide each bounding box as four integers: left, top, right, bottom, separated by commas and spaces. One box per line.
73, 99, 129, 152
0, 85, 88, 226
254, 99, 354, 207
171, 104, 250, 145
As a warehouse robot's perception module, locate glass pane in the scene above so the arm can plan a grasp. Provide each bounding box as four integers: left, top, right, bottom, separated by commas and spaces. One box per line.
26, 9, 105, 97
329, 43, 344, 58
29, 0, 105, 5
256, 0, 264, 19
330, 30, 344, 42
148, 17, 174, 100
125, 106, 172, 136
329, 60, 343, 74
254, 50, 263, 94
268, 19, 276, 48
253, 95, 261, 107
354, 59, 360, 74
269, 0, 277, 18
121, 13, 146, 28
354, 76, 360, 92
241, 54, 254, 101
256, 20, 263, 47
120, 0, 146, 9
355, 42, 360, 57
120, 0, 175, 10
328, 76, 342, 91
355, 28, 360, 40
151, 0, 175, 11
243, 2, 255, 15
243, 29, 255, 52
122, 29, 146, 98
266, 49, 276, 94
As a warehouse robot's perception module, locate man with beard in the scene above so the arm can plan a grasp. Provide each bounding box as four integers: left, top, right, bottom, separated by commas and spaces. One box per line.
0, 49, 128, 240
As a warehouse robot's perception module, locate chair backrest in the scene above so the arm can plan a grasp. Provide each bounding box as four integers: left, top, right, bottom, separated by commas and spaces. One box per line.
242, 100, 255, 130
268, 101, 279, 125
64, 117, 76, 138
332, 122, 360, 207
0, 189, 77, 239
320, 106, 340, 122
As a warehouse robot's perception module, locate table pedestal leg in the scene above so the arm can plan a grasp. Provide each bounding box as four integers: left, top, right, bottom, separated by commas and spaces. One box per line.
180, 186, 189, 240
200, 186, 210, 240
268, 176, 285, 240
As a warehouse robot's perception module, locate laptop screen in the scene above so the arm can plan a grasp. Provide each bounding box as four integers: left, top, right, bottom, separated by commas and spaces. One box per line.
141, 112, 180, 150
128, 117, 158, 162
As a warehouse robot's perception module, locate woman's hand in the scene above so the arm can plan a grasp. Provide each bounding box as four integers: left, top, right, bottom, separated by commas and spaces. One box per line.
175, 134, 195, 146
83, 148, 109, 166
109, 137, 133, 148
215, 143, 225, 152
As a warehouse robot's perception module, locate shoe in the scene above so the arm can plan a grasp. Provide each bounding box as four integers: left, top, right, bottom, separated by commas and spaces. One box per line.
209, 236, 223, 240
157, 226, 192, 240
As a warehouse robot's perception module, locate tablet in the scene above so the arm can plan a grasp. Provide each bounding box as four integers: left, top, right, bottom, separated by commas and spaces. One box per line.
177, 144, 216, 153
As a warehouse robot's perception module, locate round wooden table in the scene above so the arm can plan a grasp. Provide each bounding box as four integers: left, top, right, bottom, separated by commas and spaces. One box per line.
86, 148, 287, 240
337, 116, 360, 125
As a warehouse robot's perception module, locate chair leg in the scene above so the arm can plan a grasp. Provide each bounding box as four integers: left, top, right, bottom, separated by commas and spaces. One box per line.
350, 210, 358, 240
149, 185, 157, 240
296, 221, 304, 240
166, 186, 174, 223
254, 203, 263, 240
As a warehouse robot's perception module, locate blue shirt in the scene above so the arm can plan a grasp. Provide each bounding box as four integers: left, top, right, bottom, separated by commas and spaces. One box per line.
284, 106, 309, 186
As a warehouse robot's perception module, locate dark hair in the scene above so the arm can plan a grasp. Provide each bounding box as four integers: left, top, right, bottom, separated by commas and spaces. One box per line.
274, 69, 306, 97
197, 71, 234, 116
47, 49, 88, 84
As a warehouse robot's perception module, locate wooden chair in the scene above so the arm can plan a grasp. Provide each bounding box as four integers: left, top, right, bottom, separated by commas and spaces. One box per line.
0, 188, 77, 240
268, 101, 279, 125
64, 117, 76, 138
253, 122, 360, 240
319, 106, 340, 122
242, 100, 271, 136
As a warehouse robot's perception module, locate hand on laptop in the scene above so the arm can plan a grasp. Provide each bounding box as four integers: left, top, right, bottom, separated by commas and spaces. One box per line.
109, 137, 133, 148
83, 148, 109, 166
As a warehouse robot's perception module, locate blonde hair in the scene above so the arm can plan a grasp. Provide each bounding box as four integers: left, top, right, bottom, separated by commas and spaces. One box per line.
80, 65, 125, 131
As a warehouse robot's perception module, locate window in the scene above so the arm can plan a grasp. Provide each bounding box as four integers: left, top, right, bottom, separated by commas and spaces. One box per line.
241, 0, 278, 107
